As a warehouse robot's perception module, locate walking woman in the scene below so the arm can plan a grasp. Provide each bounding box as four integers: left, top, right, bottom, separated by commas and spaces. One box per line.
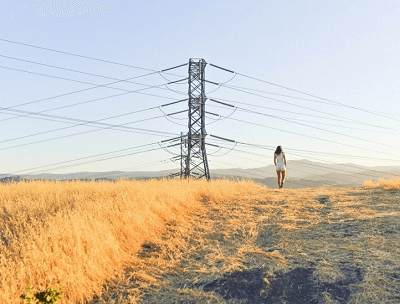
274, 146, 287, 189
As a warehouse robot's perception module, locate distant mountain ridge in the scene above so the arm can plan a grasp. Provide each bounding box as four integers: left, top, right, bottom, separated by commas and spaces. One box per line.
2, 159, 399, 188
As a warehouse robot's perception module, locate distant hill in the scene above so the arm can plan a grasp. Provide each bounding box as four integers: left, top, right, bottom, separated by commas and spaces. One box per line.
2, 159, 399, 188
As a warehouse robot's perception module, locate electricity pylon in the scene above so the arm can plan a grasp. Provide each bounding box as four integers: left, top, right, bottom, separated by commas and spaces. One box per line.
181, 58, 210, 179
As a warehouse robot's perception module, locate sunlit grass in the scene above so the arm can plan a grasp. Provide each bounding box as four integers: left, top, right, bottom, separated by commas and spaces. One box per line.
115, 186, 400, 303
0, 179, 263, 304
2, 179, 399, 303
364, 177, 400, 190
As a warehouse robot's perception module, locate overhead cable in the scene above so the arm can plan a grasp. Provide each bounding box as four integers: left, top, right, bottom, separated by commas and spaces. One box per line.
208, 62, 400, 122
210, 81, 399, 132
231, 141, 400, 178
207, 96, 400, 132
0, 114, 169, 152
235, 107, 400, 150
224, 116, 400, 158
0, 106, 160, 145
0, 141, 160, 178
0, 38, 185, 76
0, 81, 181, 124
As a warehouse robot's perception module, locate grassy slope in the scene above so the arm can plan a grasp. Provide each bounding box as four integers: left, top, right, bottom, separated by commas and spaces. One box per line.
1, 179, 399, 303
92, 183, 400, 303
0, 179, 263, 304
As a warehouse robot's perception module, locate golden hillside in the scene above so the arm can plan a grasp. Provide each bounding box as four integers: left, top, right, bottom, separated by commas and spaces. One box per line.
1, 179, 399, 303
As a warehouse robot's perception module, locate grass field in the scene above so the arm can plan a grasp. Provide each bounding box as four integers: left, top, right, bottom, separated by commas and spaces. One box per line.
1, 178, 399, 303
0, 179, 263, 303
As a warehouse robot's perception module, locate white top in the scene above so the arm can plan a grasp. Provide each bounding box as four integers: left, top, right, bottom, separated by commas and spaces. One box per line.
275, 153, 285, 164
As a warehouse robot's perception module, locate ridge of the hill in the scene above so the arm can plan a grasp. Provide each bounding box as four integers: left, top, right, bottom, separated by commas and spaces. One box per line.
2, 159, 399, 188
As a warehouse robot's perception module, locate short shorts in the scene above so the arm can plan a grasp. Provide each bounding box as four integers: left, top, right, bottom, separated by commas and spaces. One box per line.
276, 163, 286, 172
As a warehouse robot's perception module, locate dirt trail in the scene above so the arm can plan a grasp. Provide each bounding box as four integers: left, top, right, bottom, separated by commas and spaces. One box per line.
89, 187, 400, 304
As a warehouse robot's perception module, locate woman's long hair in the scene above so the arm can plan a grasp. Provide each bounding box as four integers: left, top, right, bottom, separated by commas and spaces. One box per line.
274, 146, 284, 156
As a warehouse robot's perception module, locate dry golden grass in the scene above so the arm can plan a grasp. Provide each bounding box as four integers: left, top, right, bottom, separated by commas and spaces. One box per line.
0, 178, 264, 304
2, 179, 399, 303
364, 177, 400, 190
104, 186, 399, 304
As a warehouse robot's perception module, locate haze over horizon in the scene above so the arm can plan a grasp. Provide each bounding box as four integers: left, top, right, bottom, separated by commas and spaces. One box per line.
1, 0, 400, 179
3, 159, 399, 190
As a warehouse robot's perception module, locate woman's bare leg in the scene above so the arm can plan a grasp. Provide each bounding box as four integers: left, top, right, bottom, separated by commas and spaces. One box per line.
276, 171, 281, 188
281, 171, 286, 188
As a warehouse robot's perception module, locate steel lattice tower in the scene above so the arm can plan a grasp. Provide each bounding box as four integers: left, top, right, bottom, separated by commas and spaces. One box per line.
182, 58, 210, 179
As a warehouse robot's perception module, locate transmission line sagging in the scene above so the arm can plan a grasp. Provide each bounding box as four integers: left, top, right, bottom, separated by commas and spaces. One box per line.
2, 41, 399, 182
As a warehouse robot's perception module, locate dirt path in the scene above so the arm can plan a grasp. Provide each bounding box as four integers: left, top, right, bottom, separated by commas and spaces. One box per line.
89, 187, 400, 304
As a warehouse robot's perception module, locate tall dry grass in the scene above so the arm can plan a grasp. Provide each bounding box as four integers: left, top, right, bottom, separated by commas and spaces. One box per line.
0, 178, 264, 304
128, 186, 400, 303
363, 177, 400, 190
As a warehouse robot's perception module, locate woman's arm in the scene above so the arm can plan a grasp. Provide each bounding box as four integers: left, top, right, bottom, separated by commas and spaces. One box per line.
274, 154, 277, 165
283, 154, 287, 166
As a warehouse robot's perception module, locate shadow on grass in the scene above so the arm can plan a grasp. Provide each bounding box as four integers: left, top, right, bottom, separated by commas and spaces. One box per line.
203, 267, 362, 304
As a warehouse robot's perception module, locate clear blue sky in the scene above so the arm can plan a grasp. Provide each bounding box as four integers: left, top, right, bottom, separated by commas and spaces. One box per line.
1, 0, 400, 175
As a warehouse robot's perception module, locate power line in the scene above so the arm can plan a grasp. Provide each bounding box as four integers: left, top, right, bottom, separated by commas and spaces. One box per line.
234, 106, 400, 151
235, 142, 399, 162
226, 146, 382, 182
224, 116, 400, 159
208, 62, 400, 122
207, 142, 395, 188
0, 141, 164, 178
224, 156, 340, 186
211, 146, 330, 180
211, 81, 400, 133
0, 38, 186, 76
0, 91, 186, 132
0, 84, 180, 125
0, 106, 174, 136
206, 133, 400, 181
0, 97, 186, 148
0, 71, 157, 119
0, 101, 182, 153
221, 83, 400, 120
0, 65, 125, 87
10, 58, 393, 160
231, 141, 400, 179
0, 113, 169, 152
0, 65, 188, 120
233, 73, 400, 123
206, 136, 400, 163
208, 96, 400, 133
289, 151, 400, 179
0, 58, 190, 125
221, 83, 336, 105
0, 106, 161, 145
261, 116, 399, 135
0, 54, 189, 100
24, 146, 165, 177
2, 50, 397, 181
207, 102, 400, 136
